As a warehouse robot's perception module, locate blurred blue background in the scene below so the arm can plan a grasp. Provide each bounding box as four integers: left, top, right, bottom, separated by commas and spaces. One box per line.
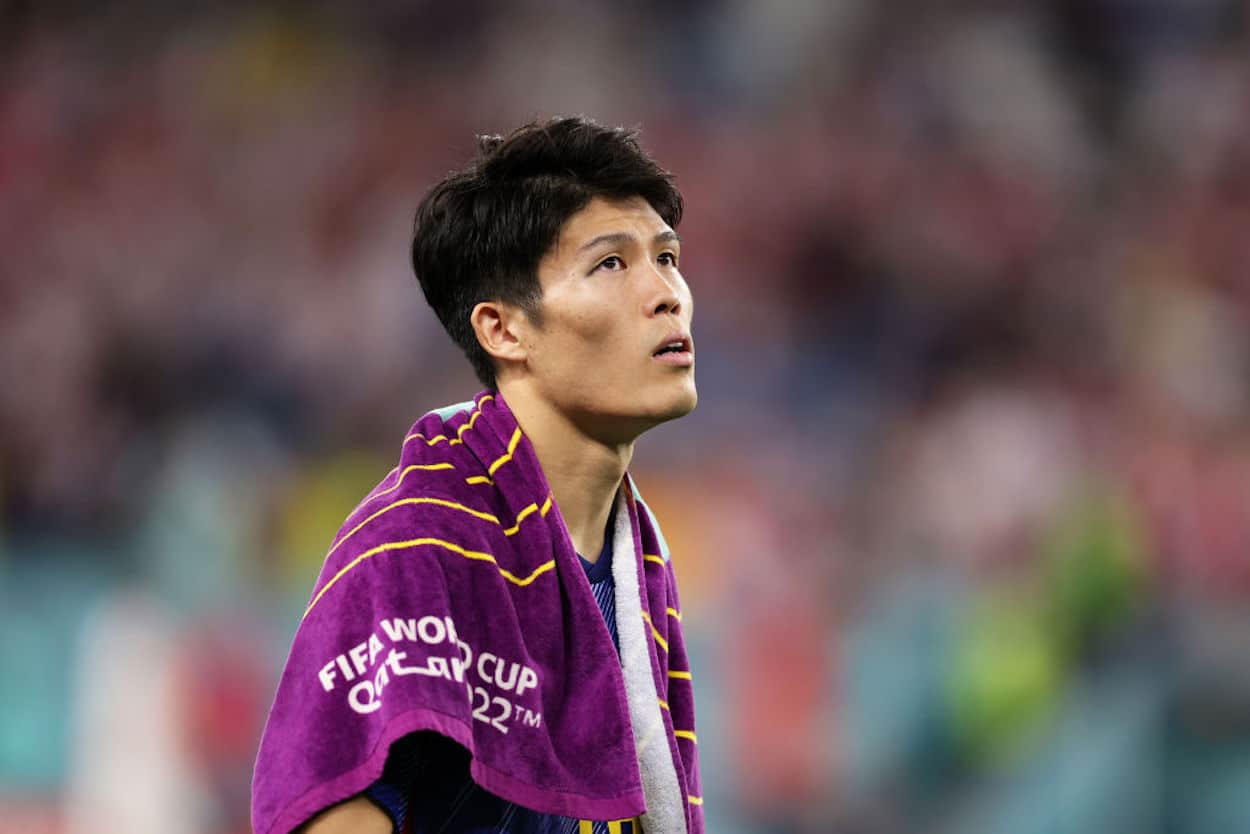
3, 1, 1250, 832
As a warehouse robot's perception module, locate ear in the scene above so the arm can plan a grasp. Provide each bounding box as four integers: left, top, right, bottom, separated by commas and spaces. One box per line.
470, 300, 529, 368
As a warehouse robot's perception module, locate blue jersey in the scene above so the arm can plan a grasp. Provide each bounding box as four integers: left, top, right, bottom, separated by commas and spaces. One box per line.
364, 510, 636, 834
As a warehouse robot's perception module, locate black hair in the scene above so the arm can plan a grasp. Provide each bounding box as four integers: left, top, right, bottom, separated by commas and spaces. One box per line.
411, 116, 683, 389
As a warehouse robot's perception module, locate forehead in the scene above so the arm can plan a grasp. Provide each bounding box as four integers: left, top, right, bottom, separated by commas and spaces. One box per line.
551, 195, 671, 255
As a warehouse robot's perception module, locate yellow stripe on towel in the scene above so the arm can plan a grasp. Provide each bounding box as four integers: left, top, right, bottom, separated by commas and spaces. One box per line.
305, 538, 553, 617
640, 610, 669, 652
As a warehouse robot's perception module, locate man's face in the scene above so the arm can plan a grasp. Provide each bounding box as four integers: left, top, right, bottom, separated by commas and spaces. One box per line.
520, 195, 696, 442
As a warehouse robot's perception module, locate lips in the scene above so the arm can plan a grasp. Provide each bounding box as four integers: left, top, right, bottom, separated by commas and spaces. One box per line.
652, 332, 694, 367
652, 333, 693, 357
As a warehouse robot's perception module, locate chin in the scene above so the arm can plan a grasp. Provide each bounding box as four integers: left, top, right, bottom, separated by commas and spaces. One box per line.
649, 383, 698, 423
669, 387, 699, 418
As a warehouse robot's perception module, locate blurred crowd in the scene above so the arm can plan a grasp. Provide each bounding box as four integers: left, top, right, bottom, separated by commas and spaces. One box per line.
2, 2, 1250, 833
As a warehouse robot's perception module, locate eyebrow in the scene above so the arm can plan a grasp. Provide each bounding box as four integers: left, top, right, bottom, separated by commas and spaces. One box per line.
577, 230, 681, 254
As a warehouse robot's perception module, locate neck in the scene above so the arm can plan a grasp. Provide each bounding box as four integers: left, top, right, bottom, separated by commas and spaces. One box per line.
499, 382, 633, 562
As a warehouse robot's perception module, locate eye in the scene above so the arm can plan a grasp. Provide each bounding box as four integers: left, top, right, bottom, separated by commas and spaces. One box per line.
594, 255, 625, 273
658, 251, 679, 268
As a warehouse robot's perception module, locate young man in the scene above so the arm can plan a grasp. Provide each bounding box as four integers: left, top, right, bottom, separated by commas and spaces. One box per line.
251, 117, 703, 834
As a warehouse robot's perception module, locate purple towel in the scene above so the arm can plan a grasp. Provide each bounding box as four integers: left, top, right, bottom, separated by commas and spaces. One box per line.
251, 392, 703, 834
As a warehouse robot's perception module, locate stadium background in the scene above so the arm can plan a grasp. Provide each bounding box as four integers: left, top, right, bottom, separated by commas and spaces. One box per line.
3, 1, 1250, 832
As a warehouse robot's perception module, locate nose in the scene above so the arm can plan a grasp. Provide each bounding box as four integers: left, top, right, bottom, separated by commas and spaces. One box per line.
644, 264, 683, 317
653, 294, 681, 316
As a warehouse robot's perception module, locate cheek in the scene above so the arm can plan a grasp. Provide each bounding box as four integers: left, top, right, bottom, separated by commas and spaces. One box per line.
532, 314, 610, 377
567, 321, 628, 376
562, 301, 625, 348
536, 288, 637, 376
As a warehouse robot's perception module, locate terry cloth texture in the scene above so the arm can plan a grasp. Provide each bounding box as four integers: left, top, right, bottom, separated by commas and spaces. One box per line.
362, 514, 620, 833
251, 392, 703, 834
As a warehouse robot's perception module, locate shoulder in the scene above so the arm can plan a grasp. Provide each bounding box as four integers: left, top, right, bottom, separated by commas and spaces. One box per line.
326, 397, 510, 553
344, 397, 495, 520
400, 395, 495, 458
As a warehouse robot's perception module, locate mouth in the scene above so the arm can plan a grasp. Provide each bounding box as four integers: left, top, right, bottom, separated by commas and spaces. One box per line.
652, 333, 694, 366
